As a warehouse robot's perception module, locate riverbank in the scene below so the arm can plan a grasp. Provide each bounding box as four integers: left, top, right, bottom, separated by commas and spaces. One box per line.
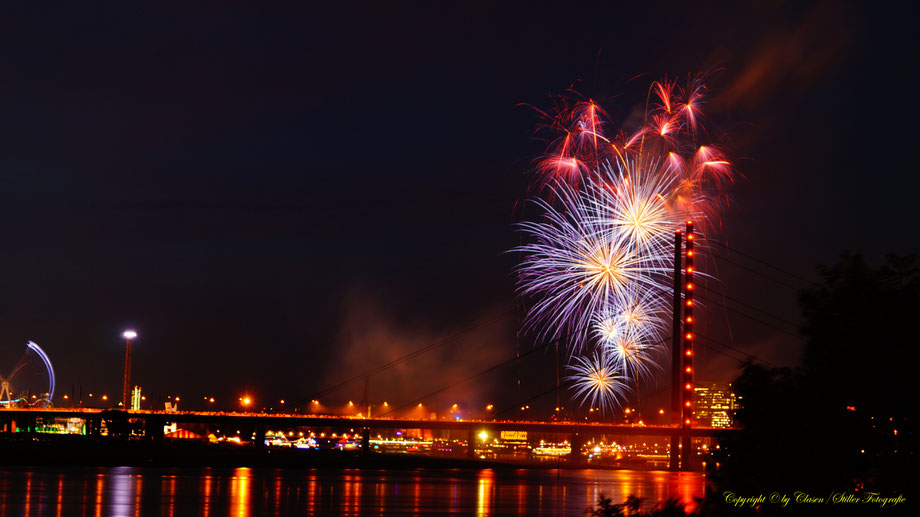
1, 432, 687, 471
0, 434, 524, 469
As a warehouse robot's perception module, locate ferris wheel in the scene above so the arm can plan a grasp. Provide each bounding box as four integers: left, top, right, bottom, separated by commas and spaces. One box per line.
0, 341, 56, 408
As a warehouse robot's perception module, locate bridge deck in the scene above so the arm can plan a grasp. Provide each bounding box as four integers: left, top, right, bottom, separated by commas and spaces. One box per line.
1, 408, 733, 436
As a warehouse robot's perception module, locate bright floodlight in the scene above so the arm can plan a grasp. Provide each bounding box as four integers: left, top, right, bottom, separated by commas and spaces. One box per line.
123, 330, 137, 339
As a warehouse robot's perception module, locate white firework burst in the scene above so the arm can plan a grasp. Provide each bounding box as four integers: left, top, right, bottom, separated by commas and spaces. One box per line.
565, 352, 630, 414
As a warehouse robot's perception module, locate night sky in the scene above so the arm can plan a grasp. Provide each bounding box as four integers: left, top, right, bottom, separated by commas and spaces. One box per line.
0, 2, 913, 415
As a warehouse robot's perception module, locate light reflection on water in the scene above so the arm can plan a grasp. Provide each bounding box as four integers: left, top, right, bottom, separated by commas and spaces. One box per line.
0, 466, 704, 516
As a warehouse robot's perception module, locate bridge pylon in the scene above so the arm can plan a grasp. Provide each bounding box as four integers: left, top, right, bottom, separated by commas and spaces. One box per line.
680, 221, 696, 470
668, 221, 697, 471
669, 228, 683, 471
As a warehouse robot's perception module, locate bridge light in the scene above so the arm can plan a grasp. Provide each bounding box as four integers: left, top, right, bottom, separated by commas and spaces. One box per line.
686, 283, 694, 290
486, 404, 493, 411
478, 431, 488, 441
687, 250, 694, 257
686, 350, 692, 356
659, 409, 665, 415
687, 266, 694, 274
686, 383, 692, 390
686, 316, 693, 323
685, 333, 693, 340
686, 300, 693, 307
685, 366, 692, 373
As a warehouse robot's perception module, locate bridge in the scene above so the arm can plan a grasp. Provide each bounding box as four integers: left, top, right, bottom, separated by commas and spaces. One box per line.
0, 231, 786, 472
0, 407, 734, 466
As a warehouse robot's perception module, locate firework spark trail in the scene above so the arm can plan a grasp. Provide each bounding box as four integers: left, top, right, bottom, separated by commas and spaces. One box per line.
515, 74, 734, 412
528, 75, 734, 230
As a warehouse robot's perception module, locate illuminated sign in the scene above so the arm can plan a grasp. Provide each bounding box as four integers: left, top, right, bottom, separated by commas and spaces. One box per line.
500, 430, 527, 441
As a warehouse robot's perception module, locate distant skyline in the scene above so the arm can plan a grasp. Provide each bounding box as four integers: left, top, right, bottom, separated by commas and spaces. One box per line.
0, 2, 914, 415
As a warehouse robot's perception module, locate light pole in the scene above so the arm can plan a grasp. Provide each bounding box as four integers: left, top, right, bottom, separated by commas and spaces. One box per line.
122, 330, 137, 409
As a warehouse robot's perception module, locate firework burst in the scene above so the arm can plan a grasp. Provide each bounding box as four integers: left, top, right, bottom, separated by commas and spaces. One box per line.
565, 352, 630, 414
592, 286, 668, 352
515, 74, 735, 413
515, 173, 671, 351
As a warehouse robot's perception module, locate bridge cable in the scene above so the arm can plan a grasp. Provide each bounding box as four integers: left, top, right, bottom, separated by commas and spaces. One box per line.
706, 250, 804, 291
489, 336, 671, 420
693, 293, 800, 338
696, 285, 802, 330
707, 240, 819, 287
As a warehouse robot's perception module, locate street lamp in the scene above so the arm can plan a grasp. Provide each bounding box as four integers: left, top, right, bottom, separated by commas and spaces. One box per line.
122, 330, 137, 409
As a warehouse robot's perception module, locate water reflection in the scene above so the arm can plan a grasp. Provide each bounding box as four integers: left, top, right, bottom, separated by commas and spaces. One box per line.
230, 467, 251, 517
477, 469, 493, 516
0, 466, 705, 516
94, 474, 104, 517
108, 467, 136, 517
201, 474, 212, 517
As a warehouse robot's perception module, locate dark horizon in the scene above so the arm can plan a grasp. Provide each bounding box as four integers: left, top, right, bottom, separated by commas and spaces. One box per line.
0, 2, 915, 414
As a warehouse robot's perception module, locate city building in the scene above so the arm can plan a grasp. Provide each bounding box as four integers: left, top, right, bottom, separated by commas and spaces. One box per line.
131, 386, 142, 411
693, 383, 737, 428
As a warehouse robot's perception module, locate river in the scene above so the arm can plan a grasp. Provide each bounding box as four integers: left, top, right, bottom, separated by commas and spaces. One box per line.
0, 467, 705, 516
